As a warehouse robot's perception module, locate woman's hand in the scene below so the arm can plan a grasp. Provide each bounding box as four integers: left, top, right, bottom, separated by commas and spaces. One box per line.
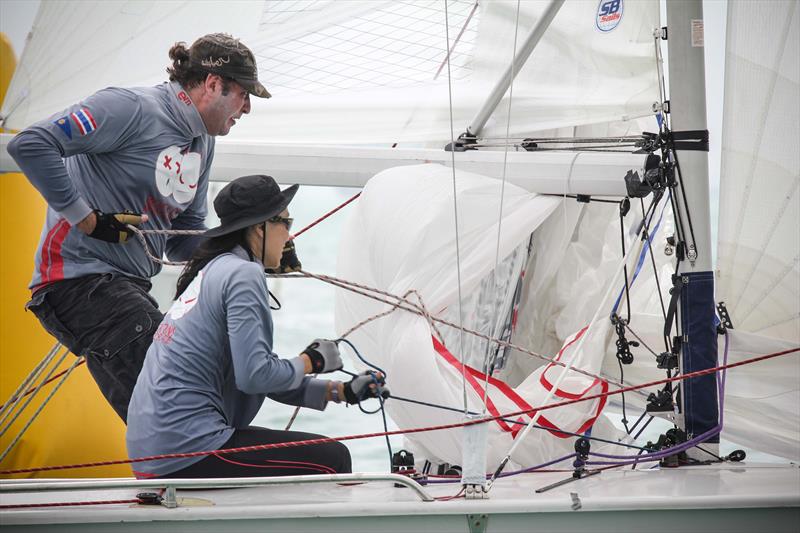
344, 371, 390, 404
301, 339, 343, 374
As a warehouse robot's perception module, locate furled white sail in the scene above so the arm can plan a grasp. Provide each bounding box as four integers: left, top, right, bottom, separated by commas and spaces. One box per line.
335, 164, 624, 467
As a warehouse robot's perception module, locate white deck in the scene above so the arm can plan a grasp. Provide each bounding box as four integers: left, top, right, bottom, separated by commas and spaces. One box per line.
2, 462, 799, 532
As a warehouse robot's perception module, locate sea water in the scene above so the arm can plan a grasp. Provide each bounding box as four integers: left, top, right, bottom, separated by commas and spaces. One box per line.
150, 184, 403, 473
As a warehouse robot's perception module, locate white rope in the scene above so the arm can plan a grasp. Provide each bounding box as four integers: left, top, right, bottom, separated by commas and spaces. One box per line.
0, 355, 84, 464
443, 0, 469, 416
0, 342, 61, 419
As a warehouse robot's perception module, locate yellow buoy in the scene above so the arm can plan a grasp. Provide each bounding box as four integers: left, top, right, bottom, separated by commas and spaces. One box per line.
0, 32, 130, 478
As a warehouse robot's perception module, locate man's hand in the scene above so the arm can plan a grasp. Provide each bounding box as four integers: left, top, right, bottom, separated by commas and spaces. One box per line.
81, 210, 148, 243
302, 339, 343, 374
344, 370, 390, 404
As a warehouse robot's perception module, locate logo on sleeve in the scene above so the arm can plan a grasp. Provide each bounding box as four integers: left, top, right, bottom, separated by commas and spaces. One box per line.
54, 117, 73, 139
70, 108, 97, 136
155, 145, 202, 204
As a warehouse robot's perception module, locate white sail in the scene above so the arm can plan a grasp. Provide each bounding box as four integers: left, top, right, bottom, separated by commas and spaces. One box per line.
716, 0, 799, 343
0, 0, 262, 130
2, 0, 659, 145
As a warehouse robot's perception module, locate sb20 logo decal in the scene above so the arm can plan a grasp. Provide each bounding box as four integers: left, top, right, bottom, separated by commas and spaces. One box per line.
596, 0, 623, 32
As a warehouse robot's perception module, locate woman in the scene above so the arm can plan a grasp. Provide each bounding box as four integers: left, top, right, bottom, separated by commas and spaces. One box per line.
127, 174, 382, 478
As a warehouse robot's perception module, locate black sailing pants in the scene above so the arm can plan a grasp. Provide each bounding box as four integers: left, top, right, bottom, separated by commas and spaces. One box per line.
159, 426, 353, 478
26, 273, 163, 423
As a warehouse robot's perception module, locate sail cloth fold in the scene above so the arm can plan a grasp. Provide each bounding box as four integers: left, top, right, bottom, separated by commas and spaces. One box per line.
2, 0, 660, 145
335, 164, 620, 467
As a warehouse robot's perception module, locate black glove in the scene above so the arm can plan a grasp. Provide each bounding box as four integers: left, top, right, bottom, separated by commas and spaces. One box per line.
265, 240, 302, 274
89, 210, 145, 243
303, 339, 343, 373
344, 370, 390, 404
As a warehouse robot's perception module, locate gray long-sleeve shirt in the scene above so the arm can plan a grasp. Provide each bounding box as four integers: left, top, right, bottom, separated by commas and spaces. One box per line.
6, 82, 213, 288
126, 246, 329, 476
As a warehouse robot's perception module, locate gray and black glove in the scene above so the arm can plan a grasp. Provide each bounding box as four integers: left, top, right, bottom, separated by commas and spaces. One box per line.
89, 210, 145, 243
303, 339, 343, 373
344, 370, 390, 404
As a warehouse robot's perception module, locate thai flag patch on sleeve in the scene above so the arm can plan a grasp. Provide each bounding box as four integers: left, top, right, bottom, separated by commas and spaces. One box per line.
69, 108, 97, 136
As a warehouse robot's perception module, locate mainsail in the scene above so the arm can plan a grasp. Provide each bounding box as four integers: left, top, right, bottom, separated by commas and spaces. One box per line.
2, 0, 659, 143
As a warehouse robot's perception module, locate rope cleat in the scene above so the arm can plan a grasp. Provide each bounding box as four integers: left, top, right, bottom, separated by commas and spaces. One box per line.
391, 449, 426, 486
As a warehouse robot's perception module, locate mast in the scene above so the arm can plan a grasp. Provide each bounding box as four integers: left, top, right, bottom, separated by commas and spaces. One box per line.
665, 0, 719, 456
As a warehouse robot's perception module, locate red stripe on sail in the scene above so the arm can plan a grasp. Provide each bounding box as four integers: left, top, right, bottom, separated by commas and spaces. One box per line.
432, 334, 607, 439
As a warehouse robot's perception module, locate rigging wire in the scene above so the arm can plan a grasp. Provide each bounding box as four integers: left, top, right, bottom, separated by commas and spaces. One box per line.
0, 354, 83, 464
0, 342, 61, 418
481, 0, 522, 415
639, 196, 671, 352
0, 346, 71, 439
443, 0, 469, 416
669, 142, 699, 261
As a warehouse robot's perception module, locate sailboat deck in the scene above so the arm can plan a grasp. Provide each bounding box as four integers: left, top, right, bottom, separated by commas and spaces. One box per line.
2, 462, 798, 532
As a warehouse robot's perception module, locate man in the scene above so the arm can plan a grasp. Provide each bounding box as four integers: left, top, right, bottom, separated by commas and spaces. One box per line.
6, 33, 270, 422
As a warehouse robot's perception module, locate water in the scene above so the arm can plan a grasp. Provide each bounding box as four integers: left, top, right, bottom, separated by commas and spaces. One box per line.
150, 184, 403, 473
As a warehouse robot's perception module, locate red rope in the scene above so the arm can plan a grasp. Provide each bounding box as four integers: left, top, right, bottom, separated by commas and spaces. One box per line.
289, 192, 361, 240
0, 359, 87, 411
2, 346, 796, 476
0, 499, 139, 509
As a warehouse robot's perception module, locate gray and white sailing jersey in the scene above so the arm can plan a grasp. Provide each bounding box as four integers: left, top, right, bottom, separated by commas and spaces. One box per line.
126, 246, 328, 476
6, 81, 214, 289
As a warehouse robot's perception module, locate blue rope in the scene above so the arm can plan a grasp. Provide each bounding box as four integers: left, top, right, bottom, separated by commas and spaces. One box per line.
337, 338, 393, 468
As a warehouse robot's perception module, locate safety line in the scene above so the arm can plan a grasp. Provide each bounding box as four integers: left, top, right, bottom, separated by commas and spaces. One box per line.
2, 346, 795, 476
0, 499, 140, 510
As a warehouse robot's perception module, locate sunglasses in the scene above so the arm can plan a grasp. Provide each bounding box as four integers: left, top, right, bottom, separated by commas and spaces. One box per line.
267, 215, 293, 231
